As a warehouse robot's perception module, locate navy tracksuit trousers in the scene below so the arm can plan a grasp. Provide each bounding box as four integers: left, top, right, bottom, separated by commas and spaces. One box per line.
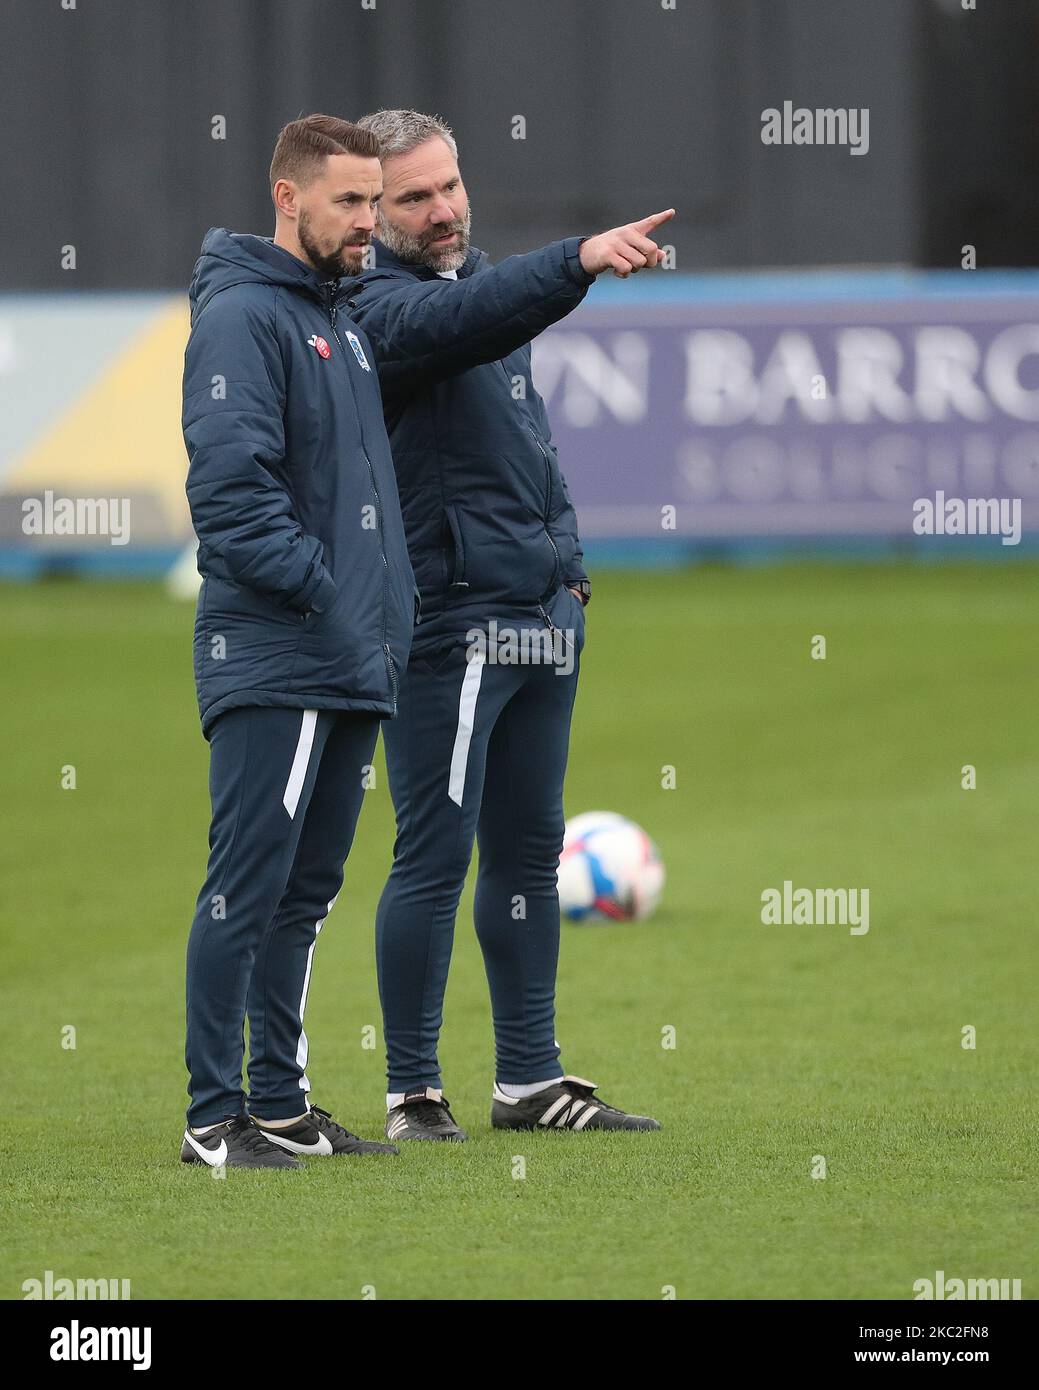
376, 596, 585, 1091
184, 706, 379, 1127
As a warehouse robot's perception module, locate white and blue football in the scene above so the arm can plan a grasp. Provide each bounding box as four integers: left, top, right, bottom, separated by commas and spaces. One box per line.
557, 811, 665, 923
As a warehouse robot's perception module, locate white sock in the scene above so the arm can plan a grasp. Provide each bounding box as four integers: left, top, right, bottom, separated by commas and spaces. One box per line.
253, 1108, 310, 1129
190, 1121, 225, 1136
496, 1078, 561, 1099
387, 1088, 442, 1110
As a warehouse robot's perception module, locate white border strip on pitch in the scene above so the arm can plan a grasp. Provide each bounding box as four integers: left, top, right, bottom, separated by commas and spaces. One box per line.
447, 654, 485, 807
282, 709, 318, 819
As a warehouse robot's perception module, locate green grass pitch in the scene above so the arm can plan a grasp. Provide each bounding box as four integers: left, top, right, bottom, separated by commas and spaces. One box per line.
1, 563, 1036, 1300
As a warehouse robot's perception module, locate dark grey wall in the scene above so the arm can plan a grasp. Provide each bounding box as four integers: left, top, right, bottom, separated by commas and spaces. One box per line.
1, 0, 1035, 288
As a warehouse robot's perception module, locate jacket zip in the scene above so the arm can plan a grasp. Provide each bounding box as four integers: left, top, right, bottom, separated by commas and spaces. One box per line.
326, 284, 398, 713
500, 360, 563, 595
536, 597, 575, 651
527, 424, 562, 590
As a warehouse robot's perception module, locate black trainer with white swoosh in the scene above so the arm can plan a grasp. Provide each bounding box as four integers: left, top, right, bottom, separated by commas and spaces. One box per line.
491, 1076, 661, 1131
386, 1088, 467, 1142
255, 1104, 398, 1156
180, 1115, 302, 1169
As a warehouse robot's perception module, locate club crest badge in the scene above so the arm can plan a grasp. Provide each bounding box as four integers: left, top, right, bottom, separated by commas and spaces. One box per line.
345, 330, 372, 372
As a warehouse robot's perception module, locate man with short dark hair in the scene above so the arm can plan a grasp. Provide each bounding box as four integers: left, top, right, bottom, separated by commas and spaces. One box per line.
349, 108, 673, 1141
180, 115, 408, 1168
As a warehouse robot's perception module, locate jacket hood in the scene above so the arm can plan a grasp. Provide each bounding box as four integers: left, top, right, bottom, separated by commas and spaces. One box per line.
188, 227, 331, 320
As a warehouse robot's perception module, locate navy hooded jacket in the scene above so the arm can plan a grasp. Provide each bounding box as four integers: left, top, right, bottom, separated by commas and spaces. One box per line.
345, 237, 594, 652
182, 227, 417, 737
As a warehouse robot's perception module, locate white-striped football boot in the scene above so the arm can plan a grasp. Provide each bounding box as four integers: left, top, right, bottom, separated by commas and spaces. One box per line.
386, 1088, 467, 1142
491, 1076, 660, 1131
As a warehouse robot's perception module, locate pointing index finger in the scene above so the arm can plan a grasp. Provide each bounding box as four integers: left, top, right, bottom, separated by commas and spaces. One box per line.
633, 208, 676, 235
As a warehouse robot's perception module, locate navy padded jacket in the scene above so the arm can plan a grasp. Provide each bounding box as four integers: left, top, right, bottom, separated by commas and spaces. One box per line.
183, 228, 417, 737
345, 237, 594, 652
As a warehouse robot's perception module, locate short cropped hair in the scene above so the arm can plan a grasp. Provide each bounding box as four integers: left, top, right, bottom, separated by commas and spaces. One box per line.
355, 108, 458, 161
269, 114, 380, 189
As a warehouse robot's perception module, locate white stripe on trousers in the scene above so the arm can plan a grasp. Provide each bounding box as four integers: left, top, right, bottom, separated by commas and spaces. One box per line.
282, 709, 318, 818
294, 895, 338, 1092
447, 654, 485, 807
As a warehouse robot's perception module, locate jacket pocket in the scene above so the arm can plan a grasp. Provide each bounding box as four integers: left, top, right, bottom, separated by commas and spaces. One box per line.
206, 575, 304, 628
444, 504, 470, 596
